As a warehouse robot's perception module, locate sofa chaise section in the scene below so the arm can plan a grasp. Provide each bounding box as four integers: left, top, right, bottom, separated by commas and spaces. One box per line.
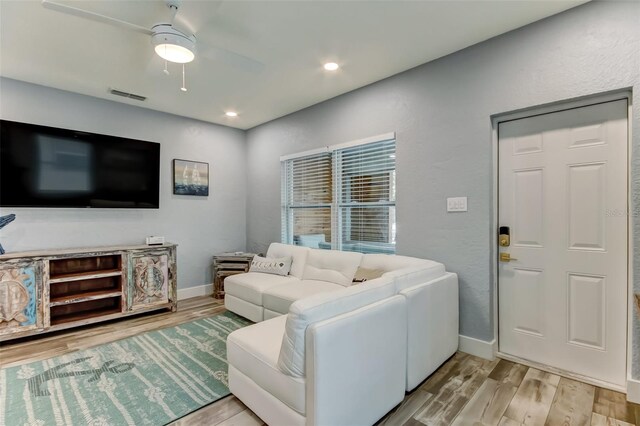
225, 273, 298, 322
224, 243, 309, 322
227, 243, 364, 321
228, 277, 407, 426
226, 315, 306, 421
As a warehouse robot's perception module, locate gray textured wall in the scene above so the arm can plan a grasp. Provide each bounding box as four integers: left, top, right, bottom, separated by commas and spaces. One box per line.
245, 0, 640, 368
0, 78, 248, 290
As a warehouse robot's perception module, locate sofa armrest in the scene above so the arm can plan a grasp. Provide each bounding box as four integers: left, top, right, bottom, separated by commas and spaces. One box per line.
399, 272, 459, 391
305, 295, 407, 426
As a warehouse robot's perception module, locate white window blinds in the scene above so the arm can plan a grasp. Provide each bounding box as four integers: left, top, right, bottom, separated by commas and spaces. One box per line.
282, 136, 396, 254
281, 151, 332, 247
336, 139, 396, 250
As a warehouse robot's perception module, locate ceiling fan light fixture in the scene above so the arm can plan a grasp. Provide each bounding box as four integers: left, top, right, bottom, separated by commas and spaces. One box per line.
152, 24, 196, 63
155, 43, 194, 63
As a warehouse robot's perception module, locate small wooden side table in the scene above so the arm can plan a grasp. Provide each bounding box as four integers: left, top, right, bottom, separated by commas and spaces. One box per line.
212, 252, 256, 299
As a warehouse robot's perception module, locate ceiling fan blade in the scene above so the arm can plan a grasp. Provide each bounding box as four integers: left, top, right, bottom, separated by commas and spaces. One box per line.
197, 17, 255, 43
41, 0, 153, 36
172, 14, 197, 37
170, 0, 224, 36
200, 44, 265, 74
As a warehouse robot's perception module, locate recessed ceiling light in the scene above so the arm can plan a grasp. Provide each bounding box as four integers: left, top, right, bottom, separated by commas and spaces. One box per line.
225, 111, 238, 117
323, 62, 339, 71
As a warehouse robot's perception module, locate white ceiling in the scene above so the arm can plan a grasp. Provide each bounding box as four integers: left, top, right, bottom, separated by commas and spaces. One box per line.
0, 0, 587, 130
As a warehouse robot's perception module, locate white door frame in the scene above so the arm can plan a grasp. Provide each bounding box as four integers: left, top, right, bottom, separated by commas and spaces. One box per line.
490, 90, 634, 396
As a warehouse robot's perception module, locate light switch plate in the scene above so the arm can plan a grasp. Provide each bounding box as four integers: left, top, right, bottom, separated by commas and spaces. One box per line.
447, 197, 468, 212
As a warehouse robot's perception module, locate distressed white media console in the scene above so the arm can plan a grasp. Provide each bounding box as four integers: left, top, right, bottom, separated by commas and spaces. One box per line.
0, 244, 177, 341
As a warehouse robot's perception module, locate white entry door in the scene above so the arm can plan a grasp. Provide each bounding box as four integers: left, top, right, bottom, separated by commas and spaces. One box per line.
498, 99, 628, 388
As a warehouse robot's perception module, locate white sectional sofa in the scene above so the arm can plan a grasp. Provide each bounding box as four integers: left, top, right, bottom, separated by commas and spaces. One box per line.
225, 243, 458, 425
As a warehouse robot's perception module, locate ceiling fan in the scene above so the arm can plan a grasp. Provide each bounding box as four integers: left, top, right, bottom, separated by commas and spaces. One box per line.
41, 0, 264, 91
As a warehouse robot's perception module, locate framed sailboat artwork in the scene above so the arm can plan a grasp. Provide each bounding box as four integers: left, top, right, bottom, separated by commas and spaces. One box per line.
173, 159, 209, 196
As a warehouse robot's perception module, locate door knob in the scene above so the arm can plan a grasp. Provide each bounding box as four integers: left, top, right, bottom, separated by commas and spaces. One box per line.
500, 253, 518, 262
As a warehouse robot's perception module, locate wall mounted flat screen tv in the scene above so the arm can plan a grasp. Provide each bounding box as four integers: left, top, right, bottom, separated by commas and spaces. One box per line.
0, 120, 160, 208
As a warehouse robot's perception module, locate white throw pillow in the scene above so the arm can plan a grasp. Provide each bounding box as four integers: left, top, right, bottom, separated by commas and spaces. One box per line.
249, 255, 292, 276
266, 243, 309, 278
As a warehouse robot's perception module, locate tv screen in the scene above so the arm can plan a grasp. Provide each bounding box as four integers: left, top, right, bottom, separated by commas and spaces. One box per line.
0, 120, 160, 208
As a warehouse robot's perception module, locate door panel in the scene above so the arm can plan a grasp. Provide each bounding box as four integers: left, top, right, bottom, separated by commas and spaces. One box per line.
570, 122, 605, 147
498, 99, 628, 388
567, 273, 605, 349
568, 163, 606, 250
513, 168, 544, 247
513, 134, 543, 155
510, 267, 544, 336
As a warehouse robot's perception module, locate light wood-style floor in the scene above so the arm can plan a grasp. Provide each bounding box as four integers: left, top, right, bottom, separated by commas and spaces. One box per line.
1, 296, 638, 426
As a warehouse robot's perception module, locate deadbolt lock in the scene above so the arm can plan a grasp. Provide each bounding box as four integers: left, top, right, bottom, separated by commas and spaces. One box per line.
499, 226, 510, 247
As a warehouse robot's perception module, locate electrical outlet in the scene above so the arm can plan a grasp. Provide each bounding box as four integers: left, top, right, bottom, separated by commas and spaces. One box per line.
447, 197, 468, 212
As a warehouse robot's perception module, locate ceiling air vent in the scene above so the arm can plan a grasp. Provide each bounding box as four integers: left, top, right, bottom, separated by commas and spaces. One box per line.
109, 88, 147, 102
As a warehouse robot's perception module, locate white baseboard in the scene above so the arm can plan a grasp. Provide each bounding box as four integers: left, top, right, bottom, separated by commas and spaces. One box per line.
627, 378, 640, 403
458, 335, 497, 360
177, 283, 214, 300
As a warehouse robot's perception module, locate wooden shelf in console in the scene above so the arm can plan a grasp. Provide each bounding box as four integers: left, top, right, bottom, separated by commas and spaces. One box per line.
49, 289, 123, 307
50, 297, 122, 326
48, 269, 122, 284
49, 254, 121, 278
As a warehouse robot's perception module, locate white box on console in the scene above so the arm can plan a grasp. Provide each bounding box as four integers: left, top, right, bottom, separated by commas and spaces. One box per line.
146, 236, 165, 245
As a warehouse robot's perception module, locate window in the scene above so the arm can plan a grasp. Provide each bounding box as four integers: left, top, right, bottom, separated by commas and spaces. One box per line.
281, 135, 396, 254
281, 151, 333, 248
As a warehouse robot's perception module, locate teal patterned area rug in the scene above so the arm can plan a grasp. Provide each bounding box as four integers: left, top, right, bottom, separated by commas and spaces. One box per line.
0, 311, 251, 426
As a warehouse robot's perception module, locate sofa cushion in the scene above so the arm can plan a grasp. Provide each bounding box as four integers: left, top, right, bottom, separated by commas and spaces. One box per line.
267, 243, 309, 279
384, 265, 447, 292
225, 272, 300, 306
227, 315, 306, 415
302, 249, 362, 286
360, 254, 446, 292
225, 294, 264, 323
249, 255, 292, 276
278, 276, 396, 377
360, 253, 435, 271
263, 280, 344, 315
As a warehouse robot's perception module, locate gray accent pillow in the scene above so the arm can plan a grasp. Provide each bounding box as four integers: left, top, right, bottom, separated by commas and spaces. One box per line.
249, 255, 293, 276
